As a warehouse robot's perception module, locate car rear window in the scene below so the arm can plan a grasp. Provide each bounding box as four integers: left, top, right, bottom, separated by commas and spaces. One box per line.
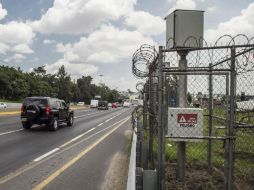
23, 98, 48, 107
98, 101, 107, 106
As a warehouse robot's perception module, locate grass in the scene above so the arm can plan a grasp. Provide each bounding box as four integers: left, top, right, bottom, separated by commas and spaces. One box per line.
138, 106, 254, 187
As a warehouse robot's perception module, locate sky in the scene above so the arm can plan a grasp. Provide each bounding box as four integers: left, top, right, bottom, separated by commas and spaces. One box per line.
0, 0, 254, 91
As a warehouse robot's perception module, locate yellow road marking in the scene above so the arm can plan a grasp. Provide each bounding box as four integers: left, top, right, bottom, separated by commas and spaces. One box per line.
32, 117, 130, 190
0, 116, 129, 185
0, 111, 20, 116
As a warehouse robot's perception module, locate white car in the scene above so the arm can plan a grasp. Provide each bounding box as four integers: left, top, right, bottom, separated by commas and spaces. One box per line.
77, 102, 85, 106
0, 102, 7, 109
90, 99, 98, 108
123, 102, 131, 108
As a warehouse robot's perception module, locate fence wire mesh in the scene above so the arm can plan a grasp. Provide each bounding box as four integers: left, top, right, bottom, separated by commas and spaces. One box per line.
163, 40, 254, 189
165, 73, 227, 189
131, 34, 254, 190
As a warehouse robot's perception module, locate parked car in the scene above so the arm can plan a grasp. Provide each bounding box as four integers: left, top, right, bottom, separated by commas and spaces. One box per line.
123, 102, 131, 108
112, 103, 117, 108
98, 101, 108, 110
77, 102, 85, 106
0, 102, 7, 109
21, 97, 74, 131
90, 99, 98, 108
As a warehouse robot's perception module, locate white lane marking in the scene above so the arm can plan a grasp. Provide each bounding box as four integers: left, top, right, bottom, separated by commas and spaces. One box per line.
34, 128, 96, 162
100, 109, 129, 125
34, 148, 60, 162
59, 128, 95, 148
74, 112, 101, 119
0, 129, 24, 136
98, 123, 104, 126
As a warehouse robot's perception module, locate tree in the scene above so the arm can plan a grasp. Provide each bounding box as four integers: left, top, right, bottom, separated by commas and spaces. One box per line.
33, 66, 46, 76
57, 65, 72, 102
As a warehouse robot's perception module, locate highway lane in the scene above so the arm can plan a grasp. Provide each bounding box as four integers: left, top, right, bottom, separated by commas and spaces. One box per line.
0, 107, 133, 190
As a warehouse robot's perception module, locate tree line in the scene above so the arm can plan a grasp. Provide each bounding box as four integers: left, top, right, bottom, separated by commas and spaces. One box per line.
0, 65, 125, 103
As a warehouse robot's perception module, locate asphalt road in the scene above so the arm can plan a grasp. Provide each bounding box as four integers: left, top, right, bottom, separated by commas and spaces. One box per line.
0, 107, 133, 190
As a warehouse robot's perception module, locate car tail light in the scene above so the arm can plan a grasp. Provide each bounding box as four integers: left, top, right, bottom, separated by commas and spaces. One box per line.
45, 106, 51, 115
21, 106, 24, 113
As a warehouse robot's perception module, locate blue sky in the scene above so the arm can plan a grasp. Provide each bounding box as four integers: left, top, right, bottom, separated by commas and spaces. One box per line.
0, 0, 254, 91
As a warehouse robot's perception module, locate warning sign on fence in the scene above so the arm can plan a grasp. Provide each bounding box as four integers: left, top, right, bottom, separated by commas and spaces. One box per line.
167, 108, 203, 141
177, 114, 197, 128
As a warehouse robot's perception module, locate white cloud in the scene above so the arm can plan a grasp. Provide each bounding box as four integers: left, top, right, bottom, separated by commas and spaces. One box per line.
13, 53, 26, 60
43, 39, 55, 44
92, 75, 137, 91
45, 59, 98, 77
30, 0, 137, 34
205, 3, 254, 43
0, 43, 9, 54
168, 0, 197, 13
12, 44, 34, 54
0, 21, 35, 45
125, 11, 165, 36
8, 53, 27, 63
57, 24, 156, 64
0, 4, 7, 21
207, 6, 217, 13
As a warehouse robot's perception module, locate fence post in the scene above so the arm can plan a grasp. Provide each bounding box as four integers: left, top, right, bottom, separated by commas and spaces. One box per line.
176, 50, 188, 181
208, 63, 213, 168
143, 83, 148, 131
157, 46, 165, 190
226, 47, 236, 190
149, 75, 154, 168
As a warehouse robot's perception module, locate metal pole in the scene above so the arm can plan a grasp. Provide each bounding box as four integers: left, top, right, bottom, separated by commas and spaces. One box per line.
226, 47, 236, 190
157, 46, 165, 190
143, 83, 148, 131
149, 75, 154, 167
208, 63, 213, 168
176, 50, 188, 181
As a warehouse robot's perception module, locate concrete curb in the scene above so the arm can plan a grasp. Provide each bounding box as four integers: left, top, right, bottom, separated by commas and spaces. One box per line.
126, 128, 137, 190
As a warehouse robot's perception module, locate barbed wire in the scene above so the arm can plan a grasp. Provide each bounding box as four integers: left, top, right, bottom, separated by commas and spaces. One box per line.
136, 81, 144, 93
165, 34, 254, 73
132, 44, 158, 78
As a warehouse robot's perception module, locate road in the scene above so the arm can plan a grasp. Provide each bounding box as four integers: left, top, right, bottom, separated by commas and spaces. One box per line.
0, 107, 133, 190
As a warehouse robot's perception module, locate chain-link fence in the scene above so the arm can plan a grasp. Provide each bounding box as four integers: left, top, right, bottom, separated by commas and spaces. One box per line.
131, 34, 254, 190
162, 35, 254, 189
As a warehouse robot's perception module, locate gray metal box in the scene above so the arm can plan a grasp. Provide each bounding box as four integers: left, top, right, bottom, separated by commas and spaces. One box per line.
167, 107, 204, 141
165, 9, 204, 47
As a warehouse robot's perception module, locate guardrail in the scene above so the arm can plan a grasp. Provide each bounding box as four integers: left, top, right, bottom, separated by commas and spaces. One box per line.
126, 127, 137, 190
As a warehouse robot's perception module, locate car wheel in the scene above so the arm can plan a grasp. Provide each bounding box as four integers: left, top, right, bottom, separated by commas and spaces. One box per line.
67, 114, 74, 126
22, 122, 32, 129
49, 117, 59, 131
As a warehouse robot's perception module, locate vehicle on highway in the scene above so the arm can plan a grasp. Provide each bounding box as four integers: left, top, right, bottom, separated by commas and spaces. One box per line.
21, 97, 74, 131
77, 102, 85, 106
98, 100, 108, 110
112, 102, 117, 108
123, 101, 131, 108
0, 102, 7, 109
90, 99, 98, 108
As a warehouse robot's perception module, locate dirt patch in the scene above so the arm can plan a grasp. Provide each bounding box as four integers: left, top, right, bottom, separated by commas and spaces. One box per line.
101, 152, 129, 190
100, 130, 132, 190
165, 161, 225, 190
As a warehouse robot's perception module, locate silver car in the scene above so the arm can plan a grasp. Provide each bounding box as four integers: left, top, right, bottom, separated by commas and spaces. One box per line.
0, 102, 7, 109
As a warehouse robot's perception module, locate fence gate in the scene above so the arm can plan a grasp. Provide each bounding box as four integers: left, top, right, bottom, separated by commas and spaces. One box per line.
161, 37, 254, 189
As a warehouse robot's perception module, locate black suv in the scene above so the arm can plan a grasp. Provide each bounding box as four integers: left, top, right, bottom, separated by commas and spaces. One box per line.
21, 97, 74, 131
98, 101, 108, 110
